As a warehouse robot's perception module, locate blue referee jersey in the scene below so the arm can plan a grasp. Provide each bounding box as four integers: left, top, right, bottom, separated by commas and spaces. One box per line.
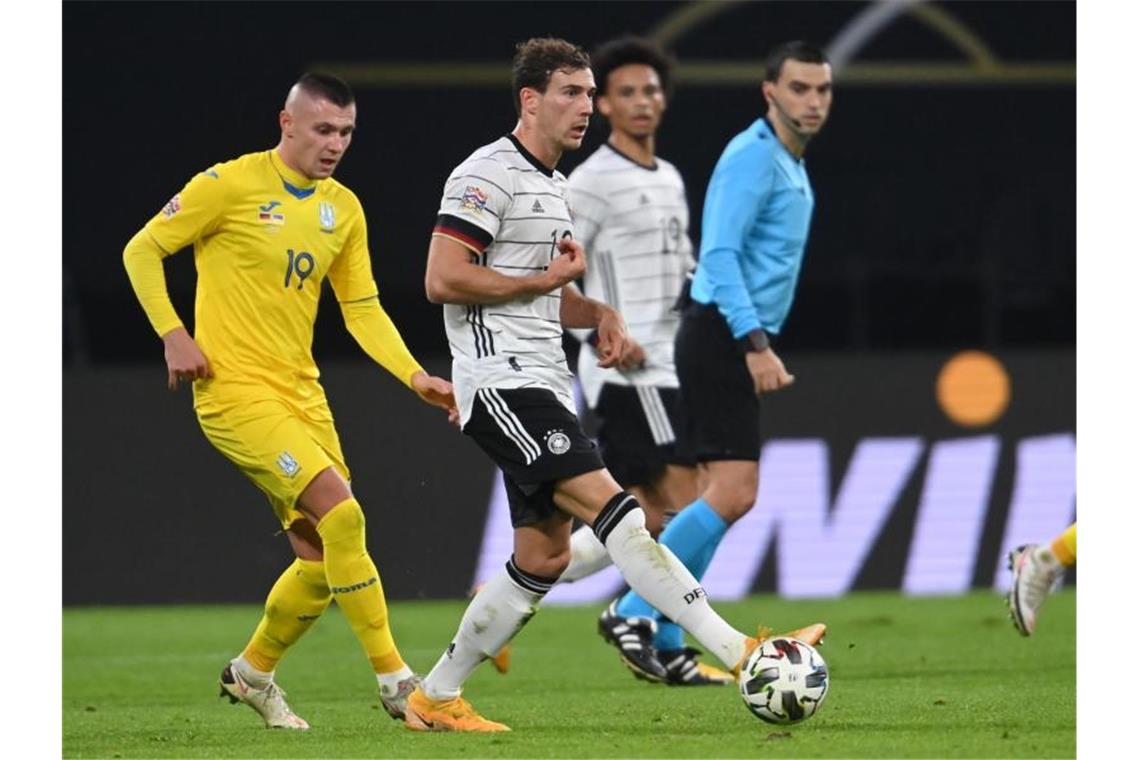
690, 117, 814, 338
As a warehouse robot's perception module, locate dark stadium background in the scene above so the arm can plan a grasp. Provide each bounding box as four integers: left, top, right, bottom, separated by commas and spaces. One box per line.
63, 1, 1075, 605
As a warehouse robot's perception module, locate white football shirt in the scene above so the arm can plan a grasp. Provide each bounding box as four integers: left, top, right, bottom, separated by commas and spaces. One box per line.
434, 135, 578, 425
567, 143, 695, 407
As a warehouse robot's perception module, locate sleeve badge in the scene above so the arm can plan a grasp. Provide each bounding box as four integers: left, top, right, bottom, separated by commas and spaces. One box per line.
161, 194, 181, 219
460, 185, 489, 214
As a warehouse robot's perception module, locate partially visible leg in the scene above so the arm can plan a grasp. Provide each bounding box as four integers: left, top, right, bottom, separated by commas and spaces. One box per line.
1051, 523, 1077, 567
301, 468, 416, 716
236, 519, 331, 679
199, 400, 336, 730
555, 470, 756, 673
615, 460, 753, 623
1008, 522, 1075, 636
221, 521, 329, 730
408, 493, 570, 733
637, 465, 733, 685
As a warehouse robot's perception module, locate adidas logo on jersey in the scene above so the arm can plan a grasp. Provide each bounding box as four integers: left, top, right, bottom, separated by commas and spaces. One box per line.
531, 199, 545, 214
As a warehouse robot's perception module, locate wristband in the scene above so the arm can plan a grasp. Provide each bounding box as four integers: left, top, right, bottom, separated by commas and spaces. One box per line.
735, 328, 770, 355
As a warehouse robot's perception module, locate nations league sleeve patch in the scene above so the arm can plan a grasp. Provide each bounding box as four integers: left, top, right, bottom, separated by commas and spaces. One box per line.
460, 185, 489, 214
161, 194, 181, 219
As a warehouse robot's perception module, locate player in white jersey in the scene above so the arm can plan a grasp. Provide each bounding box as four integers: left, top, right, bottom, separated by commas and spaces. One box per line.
403, 37, 825, 734
559, 37, 732, 687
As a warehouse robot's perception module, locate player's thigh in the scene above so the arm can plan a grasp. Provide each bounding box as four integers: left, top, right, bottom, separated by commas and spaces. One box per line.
196, 397, 348, 530
655, 463, 700, 513
595, 384, 670, 491
465, 387, 605, 525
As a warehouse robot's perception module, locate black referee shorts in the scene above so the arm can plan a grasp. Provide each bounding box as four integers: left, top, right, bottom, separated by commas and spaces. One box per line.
594, 384, 696, 489
674, 302, 762, 462
463, 387, 605, 528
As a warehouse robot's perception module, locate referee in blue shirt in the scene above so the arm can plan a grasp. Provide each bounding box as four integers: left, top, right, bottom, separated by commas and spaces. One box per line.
612, 41, 834, 664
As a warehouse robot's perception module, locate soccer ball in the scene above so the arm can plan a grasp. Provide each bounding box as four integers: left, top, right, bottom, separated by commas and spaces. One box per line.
738, 637, 829, 724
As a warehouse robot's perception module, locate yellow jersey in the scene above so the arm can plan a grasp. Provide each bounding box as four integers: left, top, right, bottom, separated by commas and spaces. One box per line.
142, 150, 382, 405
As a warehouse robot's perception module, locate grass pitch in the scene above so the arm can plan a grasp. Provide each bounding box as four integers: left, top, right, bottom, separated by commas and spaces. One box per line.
63, 590, 1074, 758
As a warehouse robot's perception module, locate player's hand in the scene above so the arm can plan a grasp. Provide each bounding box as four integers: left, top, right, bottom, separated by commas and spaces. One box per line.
162, 326, 213, 391
545, 238, 587, 290
616, 337, 647, 372
411, 371, 457, 416
745, 348, 795, 395
595, 306, 629, 369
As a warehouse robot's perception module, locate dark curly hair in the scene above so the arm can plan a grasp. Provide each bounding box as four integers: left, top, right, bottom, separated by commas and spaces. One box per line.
591, 36, 675, 99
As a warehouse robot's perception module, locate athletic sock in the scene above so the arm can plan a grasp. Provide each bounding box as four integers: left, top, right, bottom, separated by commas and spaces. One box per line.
422, 556, 555, 701
557, 526, 613, 583
241, 558, 331, 673
376, 665, 416, 698
614, 499, 729, 649
1050, 523, 1077, 567
231, 654, 274, 690
316, 498, 406, 675
593, 492, 746, 670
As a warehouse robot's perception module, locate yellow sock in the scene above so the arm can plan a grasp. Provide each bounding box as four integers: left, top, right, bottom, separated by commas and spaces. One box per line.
316, 498, 406, 675
242, 558, 331, 672
1051, 523, 1076, 567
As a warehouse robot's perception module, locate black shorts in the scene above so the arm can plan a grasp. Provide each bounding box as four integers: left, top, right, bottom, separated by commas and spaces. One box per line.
674, 302, 761, 461
594, 384, 696, 488
464, 387, 605, 528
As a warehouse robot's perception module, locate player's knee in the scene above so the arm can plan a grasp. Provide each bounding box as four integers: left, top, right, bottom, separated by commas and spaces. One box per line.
518, 549, 571, 580
706, 478, 758, 522
315, 498, 366, 547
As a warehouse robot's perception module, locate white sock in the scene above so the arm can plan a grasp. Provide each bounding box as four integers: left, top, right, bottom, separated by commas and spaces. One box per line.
376, 665, 415, 697
422, 558, 553, 700
232, 655, 273, 689
557, 526, 613, 584
1035, 544, 1063, 570
595, 494, 747, 670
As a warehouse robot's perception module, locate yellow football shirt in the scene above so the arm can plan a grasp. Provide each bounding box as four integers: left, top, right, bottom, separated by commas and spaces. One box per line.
143, 150, 380, 405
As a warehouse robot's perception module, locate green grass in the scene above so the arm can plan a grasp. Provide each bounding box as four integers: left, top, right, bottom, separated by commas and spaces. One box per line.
63, 590, 1074, 758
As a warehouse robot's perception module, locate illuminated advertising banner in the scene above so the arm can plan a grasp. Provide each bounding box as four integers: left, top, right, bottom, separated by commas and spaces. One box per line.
64, 350, 1073, 604
476, 351, 1075, 601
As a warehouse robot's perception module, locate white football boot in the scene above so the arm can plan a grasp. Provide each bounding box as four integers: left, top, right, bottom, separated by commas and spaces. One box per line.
379, 674, 422, 720
1007, 544, 1064, 636
219, 662, 310, 730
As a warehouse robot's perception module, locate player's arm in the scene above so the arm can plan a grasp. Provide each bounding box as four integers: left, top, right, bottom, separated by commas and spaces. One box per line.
556, 240, 628, 369
329, 206, 455, 413
425, 232, 570, 305
339, 296, 455, 412
123, 168, 225, 390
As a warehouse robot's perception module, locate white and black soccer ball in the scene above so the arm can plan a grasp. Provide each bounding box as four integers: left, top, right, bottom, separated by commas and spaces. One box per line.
738, 637, 829, 725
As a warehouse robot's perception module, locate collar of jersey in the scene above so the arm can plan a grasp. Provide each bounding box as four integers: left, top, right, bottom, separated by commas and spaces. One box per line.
269, 149, 320, 199
506, 134, 554, 177
759, 117, 805, 164
604, 141, 658, 171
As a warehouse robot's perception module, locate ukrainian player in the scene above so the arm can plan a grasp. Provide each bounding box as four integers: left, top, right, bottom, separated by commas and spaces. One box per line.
1008, 522, 1076, 636
608, 42, 834, 658
559, 37, 731, 686
403, 38, 825, 733
122, 73, 455, 730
